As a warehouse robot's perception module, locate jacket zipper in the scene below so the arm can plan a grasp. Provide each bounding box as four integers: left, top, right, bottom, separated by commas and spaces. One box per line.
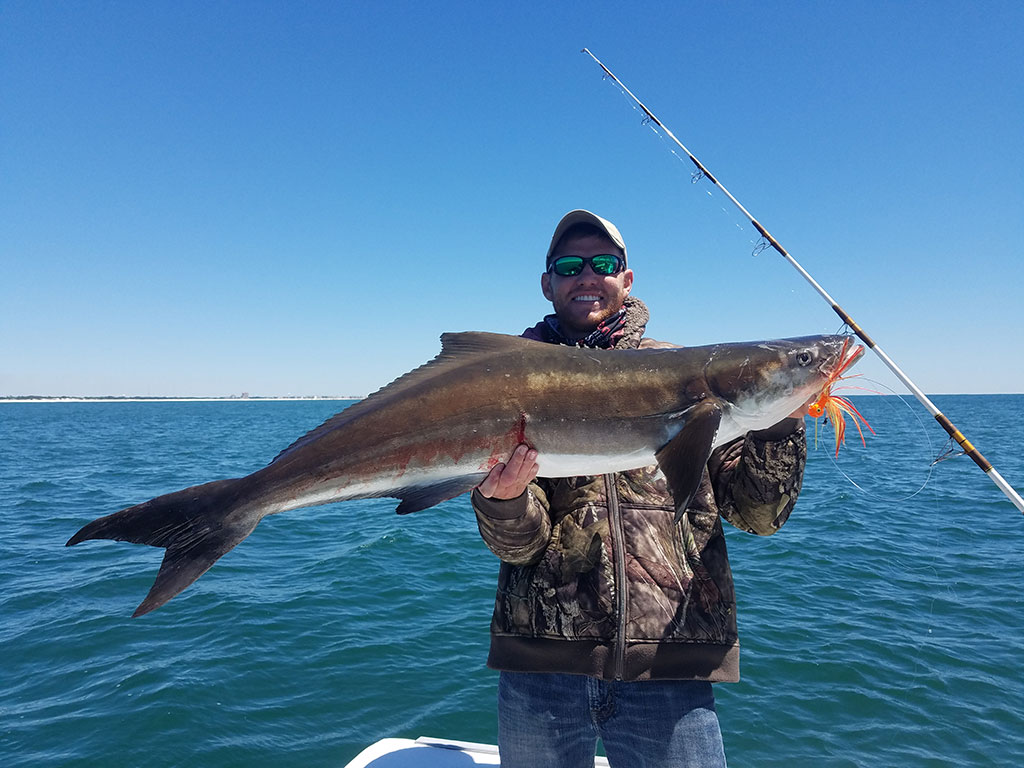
605, 472, 628, 681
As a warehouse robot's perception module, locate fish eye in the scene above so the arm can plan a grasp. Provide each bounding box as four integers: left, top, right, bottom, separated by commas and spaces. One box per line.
796, 351, 813, 366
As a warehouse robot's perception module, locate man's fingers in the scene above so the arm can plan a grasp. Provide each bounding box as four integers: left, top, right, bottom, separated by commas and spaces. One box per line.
477, 463, 506, 498
476, 444, 539, 499
505, 444, 533, 475
520, 451, 539, 483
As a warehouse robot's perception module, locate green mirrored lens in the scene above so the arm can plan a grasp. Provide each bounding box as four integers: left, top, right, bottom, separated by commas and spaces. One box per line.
590, 255, 620, 275
552, 257, 584, 276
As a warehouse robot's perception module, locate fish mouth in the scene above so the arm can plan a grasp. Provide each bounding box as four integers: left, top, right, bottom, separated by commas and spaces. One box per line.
824, 337, 865, 379
811, 337, 866, 406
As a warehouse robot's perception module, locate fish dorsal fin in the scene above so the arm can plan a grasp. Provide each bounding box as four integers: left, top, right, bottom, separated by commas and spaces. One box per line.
436, 331, 544, 358
270, 332, 543, 464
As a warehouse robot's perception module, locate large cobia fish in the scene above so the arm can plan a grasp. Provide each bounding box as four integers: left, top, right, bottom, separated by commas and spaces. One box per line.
67, 331, 863, 616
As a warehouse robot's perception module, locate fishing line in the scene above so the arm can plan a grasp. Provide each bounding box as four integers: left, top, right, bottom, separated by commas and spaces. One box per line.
815, 378, 935, 503
582, 47, 1024, 515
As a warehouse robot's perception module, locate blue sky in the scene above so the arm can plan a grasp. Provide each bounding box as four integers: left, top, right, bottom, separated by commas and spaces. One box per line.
2, 0, 1021, 397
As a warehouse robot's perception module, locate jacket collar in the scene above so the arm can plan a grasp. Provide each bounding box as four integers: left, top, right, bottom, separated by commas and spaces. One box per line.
524, 296, 650, 350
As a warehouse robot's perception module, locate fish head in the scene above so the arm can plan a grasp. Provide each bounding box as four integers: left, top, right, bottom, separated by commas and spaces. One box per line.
704, 335, 862, 435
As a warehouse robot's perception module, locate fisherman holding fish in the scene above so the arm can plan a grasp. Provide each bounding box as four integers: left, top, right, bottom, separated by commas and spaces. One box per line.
68, 213, 847, 762
473, 210, 811, 768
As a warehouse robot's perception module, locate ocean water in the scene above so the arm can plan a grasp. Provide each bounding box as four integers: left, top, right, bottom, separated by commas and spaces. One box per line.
1, 396, 1022, 767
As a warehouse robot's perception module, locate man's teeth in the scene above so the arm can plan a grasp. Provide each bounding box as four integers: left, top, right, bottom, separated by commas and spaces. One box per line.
573, 295, 601, 302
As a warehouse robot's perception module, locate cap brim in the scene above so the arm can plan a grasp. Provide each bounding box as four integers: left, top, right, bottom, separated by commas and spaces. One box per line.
545, 210, 627, 266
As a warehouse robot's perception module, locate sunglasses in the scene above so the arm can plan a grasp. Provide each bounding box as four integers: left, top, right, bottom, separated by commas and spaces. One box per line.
547, 254, 626, 277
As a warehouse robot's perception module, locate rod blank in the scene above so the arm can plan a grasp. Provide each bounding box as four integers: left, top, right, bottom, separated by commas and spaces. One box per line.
582, 48, 1023, 514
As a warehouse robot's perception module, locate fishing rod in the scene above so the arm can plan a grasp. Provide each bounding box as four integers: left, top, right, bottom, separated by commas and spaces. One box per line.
581, 48, 1024, 515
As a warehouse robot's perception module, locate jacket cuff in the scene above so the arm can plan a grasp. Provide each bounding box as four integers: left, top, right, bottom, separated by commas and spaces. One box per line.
471, 488, 531, 520
749, 416, 805, 443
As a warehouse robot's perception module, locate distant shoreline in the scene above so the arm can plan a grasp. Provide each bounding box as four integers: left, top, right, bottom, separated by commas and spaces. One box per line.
0, 396, 364, 403
1, 393, 1015, 404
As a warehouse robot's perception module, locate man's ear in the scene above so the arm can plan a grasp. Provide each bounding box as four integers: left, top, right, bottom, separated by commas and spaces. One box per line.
541, 272, 554, 302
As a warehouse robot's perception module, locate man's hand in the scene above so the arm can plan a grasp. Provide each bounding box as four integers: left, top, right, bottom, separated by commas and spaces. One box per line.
477, 444, 539, 500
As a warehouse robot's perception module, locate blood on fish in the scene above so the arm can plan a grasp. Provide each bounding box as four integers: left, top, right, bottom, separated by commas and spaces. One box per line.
809, 338, 875, 457
516, 412, 528, 445
482, 412, 531, 472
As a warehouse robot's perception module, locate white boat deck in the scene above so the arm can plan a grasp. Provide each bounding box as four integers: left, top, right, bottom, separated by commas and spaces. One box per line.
344, 736, 611, 767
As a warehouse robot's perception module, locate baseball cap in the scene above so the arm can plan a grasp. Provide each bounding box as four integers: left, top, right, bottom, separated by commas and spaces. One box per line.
545, 210, 627, 267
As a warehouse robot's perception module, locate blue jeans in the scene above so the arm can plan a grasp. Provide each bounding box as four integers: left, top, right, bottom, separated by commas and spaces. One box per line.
497, 671, 728, 768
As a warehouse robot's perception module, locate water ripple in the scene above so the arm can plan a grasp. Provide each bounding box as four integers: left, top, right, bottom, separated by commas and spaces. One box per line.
2, 398, 1022, 766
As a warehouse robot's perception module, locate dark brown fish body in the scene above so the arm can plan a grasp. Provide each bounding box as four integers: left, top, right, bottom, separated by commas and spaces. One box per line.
67, 332, 859, 616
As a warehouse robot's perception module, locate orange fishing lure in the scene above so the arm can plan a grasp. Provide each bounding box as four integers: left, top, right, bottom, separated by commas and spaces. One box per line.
809, 338, 875, 457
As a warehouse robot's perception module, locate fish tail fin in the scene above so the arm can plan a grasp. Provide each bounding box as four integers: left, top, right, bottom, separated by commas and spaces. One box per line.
66, 478, 259, 617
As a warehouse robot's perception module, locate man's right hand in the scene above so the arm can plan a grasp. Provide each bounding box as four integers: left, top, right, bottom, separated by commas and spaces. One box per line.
476, 444, 539, 500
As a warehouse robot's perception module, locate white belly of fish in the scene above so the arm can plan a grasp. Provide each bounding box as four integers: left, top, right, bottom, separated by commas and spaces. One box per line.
536, 448, 659, 478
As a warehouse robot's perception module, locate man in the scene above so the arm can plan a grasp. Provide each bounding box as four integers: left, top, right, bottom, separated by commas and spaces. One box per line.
471, 210, 809, 768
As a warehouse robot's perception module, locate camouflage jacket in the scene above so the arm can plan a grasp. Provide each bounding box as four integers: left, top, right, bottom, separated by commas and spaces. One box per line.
472, 298, 807, 682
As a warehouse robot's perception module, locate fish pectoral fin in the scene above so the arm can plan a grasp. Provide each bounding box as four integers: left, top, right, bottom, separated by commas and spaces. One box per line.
394, 473, 488, 515
655, 400, 723, 523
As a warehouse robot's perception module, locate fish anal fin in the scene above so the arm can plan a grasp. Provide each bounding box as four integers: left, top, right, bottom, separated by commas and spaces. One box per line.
655, 400, 723, 523
394, 474, 488, 515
